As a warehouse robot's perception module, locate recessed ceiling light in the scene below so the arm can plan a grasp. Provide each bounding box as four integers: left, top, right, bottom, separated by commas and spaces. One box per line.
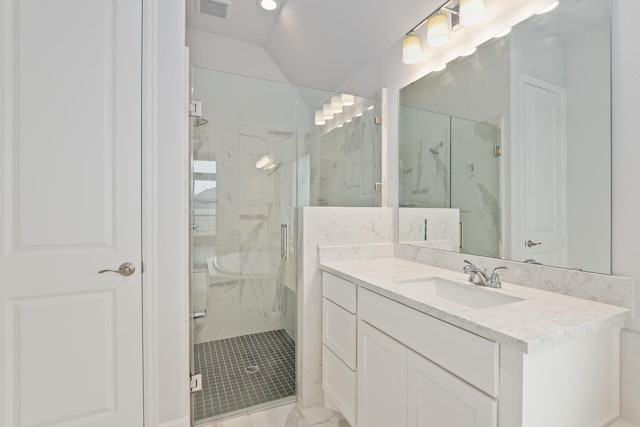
259, 0, 278, 11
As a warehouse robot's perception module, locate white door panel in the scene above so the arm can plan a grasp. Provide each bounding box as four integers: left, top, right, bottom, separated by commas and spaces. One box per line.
523, 81, 566, 267
0, 1, 143, 426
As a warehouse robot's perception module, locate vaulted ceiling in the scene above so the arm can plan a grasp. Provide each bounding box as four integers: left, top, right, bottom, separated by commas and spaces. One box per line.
186, 0, 442, 90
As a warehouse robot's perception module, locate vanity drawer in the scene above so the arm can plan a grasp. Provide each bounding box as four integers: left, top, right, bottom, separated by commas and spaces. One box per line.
323, 298, 357, 369
322, 272, 357, 313
323, 345, 356, 426
358, 287, 499, 397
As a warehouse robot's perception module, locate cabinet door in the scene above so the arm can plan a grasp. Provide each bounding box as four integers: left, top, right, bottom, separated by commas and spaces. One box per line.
408, 350, 497, 427
358, 321, 408, 427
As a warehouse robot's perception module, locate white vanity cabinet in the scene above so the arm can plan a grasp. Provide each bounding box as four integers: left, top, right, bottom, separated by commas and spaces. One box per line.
358, 287, 497, 427
322, 273, 357, 426
357, 321, 408, 427
321, 271, 622, 427
407, 351, 497, 427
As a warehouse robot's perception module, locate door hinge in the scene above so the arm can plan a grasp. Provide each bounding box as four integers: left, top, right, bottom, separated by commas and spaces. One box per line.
190, 374, 202, 392
189, 100, 202, 117
494, 145, 502, 157
374, 115, 382, 125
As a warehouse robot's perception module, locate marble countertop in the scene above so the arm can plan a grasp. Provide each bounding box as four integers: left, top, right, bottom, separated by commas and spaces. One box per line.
319, 257, 630, 354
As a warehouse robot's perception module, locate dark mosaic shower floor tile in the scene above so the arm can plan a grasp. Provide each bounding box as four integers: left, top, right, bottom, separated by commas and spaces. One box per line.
192, 329, 296, 422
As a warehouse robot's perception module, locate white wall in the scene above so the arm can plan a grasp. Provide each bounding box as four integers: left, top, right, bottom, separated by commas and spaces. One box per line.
612, 2, 640, 422
146, 1, 190, 427
188, 28, 288, 83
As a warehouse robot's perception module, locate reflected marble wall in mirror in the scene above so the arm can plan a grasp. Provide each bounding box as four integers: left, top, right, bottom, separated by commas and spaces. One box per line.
398, 0, 611, 274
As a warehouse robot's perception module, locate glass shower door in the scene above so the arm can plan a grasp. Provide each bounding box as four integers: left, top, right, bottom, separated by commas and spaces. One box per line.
189, 68, 298, 424
450, 117, 500, 257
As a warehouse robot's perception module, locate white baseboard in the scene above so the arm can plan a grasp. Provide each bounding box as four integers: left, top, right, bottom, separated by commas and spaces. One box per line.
159, 416, 190, 427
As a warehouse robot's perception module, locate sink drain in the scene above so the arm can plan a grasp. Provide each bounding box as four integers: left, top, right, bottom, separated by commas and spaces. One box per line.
245, 365, 260, 374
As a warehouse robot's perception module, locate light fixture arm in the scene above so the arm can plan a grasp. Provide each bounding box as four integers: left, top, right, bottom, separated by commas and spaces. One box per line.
406, 0, 456, 34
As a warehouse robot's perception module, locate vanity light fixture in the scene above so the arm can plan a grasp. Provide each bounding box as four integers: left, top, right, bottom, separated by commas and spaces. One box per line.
366, 105, 374, 111
459, 0, 485, 26
322, 103, 334, 120
461, 47, 477, 56
494, 27, 512, 38
314, 111, 326, 126
427, 13, 450, 47
401, 0, 484, 65
330, 95, 343, 114
537, 1, 559, 14
341, 93, 355, 106
259, 0, 279, 11
433, 63, 447, 72
355, 111, 363, 117
402, 32, 422, 64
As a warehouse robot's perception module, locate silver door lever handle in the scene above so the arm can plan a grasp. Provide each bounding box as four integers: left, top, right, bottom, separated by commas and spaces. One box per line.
526, 240, 542, 248
99, 262, 135, 276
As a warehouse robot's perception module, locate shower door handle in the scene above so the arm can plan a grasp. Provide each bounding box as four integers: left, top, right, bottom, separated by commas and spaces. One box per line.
281, 224, 289, 260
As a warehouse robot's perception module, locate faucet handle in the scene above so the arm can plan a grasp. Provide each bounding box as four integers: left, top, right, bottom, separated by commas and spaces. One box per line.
462, 260, 473, 274
489, 266, 508, 288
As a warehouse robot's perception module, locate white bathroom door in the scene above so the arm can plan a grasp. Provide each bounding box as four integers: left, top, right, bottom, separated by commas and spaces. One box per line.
523, 80, 567, 267
0, 1, 143, 427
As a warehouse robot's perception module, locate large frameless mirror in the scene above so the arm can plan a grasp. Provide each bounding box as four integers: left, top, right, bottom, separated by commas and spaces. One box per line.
398, 0, 611, 274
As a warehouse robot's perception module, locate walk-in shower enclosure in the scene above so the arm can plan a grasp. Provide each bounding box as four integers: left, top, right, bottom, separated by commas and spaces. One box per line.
189, 68, 380, 424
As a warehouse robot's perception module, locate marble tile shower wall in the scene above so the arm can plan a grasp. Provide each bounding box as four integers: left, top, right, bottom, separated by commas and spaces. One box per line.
309, 108, 381, 207
192, 124, 297, 344
398, 208, 460, 251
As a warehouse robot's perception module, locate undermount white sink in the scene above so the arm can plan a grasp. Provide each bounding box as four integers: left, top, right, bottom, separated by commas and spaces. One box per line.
393, 277, 524, 310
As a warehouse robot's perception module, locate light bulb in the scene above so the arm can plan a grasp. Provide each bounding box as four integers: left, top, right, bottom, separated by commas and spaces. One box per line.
427, 13, 449, 47
537, 1, 559, 14
494, 28, 511, 38
256, 154, 272, 169
402, 33, 421, 64
341, 93, 355, 106
460, 0, 484, 26
461, 47, 477, 57
331, 95, 343, 114
314, 111, 325, 126
260, 0, 278, 11
322, 104, 334, 120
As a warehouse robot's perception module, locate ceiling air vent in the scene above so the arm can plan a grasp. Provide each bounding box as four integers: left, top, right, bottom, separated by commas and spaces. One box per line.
198, 0, 231, 19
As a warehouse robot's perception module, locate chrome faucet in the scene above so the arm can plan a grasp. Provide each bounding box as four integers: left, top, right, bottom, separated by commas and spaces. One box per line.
463, 260, 508, 289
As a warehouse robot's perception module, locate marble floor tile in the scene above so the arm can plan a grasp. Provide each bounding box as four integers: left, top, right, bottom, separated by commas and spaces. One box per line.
247, 402, 296, 427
